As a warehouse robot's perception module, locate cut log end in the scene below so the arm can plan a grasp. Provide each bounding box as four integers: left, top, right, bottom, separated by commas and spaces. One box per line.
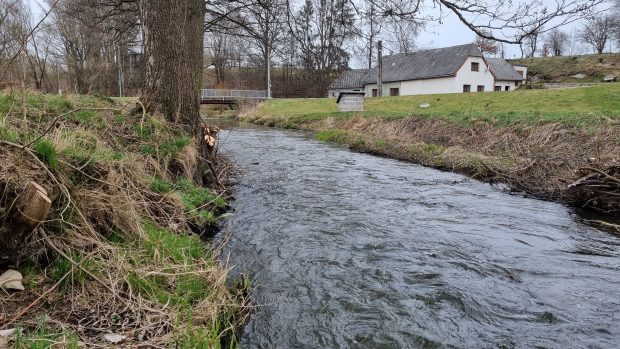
14, 182, 52, 228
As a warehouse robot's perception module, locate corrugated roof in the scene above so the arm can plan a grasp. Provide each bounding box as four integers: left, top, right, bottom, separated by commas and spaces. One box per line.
487, 58, 524, 81
329, 69, 371, 89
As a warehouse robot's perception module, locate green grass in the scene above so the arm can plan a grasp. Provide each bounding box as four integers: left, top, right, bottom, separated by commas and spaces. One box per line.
66, 110, 97, 124
33, 139, 59, 170
46, 95, 72, 114
49, 254, 98, 291
251, 84, 620, 127
160, 136, 191, 156
124, 222, 216, 308
316, 129, 350, 143
0, 94, 15, 114
150, 177, 226, 224
14, 317, 79, 349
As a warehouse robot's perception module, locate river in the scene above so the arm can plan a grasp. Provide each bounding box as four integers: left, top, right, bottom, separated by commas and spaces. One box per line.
217, 125, 620, 349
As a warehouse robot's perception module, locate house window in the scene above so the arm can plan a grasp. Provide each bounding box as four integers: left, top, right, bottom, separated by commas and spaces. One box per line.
516, 70, 524, 77
515, 81, 520, 87
372, 89, 378, 97
389, 88, 399, 96
471, 62, 479, 71
494, 86, 501, 91
477, 85, 485, 92
463, 84, 471, 93
504, 86, 510, 91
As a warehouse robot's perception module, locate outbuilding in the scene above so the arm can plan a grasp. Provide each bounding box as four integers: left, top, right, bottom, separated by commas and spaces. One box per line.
336, 91, 366, 112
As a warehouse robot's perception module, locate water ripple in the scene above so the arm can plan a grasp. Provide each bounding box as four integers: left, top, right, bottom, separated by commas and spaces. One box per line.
218, 126, 620, 349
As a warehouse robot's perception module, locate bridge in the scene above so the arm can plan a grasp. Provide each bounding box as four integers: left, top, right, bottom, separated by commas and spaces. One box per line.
201, 89, 269, 105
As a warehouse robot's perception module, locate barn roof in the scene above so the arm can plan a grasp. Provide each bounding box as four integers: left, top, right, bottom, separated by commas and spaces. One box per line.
370, 44, 483, 83
329, 69, 371, 89
487, 58, 524, 81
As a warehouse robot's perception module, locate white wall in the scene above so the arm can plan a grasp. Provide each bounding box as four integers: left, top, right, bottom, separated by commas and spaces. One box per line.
494, 80, 520, 91
454, 57, 495, 92
361, 56, 504, 96
400, 77, 457, 95
513, 65, 528, 83
364, 81, 402, 97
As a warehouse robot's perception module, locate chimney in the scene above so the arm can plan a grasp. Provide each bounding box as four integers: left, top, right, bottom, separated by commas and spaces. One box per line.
377, 40, 383, 97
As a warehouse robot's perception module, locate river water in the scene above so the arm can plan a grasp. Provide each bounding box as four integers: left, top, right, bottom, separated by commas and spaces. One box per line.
217, 126, 620, 349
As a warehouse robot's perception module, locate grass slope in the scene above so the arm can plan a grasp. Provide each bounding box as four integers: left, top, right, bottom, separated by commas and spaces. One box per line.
249, 84, 620, 127
0, 91, 246, 348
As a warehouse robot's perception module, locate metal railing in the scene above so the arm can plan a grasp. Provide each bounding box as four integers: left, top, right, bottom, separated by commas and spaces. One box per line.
201, 89, 269, 100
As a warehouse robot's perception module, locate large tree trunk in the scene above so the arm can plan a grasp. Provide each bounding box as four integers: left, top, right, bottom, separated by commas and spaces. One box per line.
139, 0, 205, 131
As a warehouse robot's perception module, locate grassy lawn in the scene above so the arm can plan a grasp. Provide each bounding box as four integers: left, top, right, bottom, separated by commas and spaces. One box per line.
250, 84, 620, 127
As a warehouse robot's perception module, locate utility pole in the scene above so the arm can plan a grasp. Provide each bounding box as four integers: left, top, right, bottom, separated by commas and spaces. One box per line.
377, 40, 383, 97
117, 46, 125, 97
57, 66, 61, 95
267, 44, 272, 98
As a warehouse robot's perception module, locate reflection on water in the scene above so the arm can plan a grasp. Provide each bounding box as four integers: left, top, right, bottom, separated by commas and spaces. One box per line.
218, 126, 620, 349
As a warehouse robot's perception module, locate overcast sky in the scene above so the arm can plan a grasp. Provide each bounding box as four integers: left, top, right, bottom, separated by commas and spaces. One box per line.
26, 0, 614, 68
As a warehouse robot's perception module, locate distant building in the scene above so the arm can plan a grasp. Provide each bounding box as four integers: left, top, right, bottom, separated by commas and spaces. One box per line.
328, 44, 527, 97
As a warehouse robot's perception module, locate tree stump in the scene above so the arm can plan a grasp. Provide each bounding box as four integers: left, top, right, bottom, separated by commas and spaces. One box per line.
0, 182, 52, 267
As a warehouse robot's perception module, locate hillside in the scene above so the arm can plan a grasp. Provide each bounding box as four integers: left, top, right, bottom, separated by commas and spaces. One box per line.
508, 53, 620, 83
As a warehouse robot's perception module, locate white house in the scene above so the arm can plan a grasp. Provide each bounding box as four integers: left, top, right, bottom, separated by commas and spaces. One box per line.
328, 44, 526, 97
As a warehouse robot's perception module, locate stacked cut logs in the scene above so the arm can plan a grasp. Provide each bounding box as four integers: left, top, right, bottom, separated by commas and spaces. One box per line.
203, 125, 220, 150
568, 166, 620, 215
0, 182, 52, 266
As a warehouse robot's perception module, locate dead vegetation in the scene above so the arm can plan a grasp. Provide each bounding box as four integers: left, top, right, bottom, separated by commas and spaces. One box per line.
0, 91, 247, 347
301, 116, 620, 218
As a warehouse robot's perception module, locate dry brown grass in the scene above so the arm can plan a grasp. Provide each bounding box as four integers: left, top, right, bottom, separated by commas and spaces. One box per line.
0, 90, 248, 347
307, 116, 620, 217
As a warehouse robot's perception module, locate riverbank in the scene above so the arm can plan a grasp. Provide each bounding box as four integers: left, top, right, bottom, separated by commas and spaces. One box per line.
243, 85, 620, 219
0, 92, 247, 347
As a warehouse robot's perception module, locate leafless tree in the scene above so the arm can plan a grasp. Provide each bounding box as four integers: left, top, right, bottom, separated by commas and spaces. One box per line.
544, 28, 569, 56
474, 32, 500, 56
388, 18, 420, 54
579, 14, 614, 54
362, 0, 604, 44
519, 27, 542, 57
613, 0, 620, 47
0, 0, 26, 81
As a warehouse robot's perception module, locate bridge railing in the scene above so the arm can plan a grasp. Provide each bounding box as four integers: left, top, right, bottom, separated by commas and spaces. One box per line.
201, 89, 269, 99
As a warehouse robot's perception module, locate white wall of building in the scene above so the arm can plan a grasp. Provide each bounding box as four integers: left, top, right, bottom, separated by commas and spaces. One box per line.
400, 77, 457, 95
454, 57, 495, 93
364, 81, 402, 97
356, 57, 523, 97
513, 65, 528, 83
494, 80, 520, 91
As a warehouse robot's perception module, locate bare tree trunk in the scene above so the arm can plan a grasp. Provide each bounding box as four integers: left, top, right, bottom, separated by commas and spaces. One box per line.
139, 0, 205, 132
